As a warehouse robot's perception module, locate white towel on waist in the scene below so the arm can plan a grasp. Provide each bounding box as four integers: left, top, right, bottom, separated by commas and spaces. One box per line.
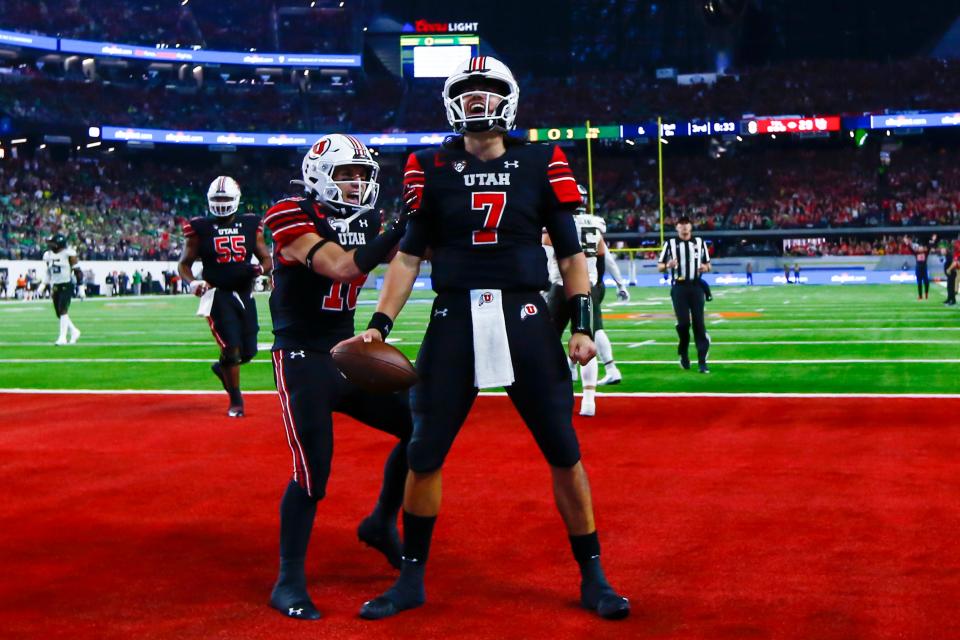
470, 289, 515, 389
196, 287, 216, 317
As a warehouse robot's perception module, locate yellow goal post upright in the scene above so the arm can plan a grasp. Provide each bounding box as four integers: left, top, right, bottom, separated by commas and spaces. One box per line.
583, 117, 666, 286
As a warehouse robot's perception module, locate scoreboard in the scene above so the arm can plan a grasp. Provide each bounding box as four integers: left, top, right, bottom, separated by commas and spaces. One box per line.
400, 35, 479, 78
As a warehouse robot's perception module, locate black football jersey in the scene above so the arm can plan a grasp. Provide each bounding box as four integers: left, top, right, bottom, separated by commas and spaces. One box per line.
399, 141, 581, 292
264, 196, 381, 351
183, 214, 261, 293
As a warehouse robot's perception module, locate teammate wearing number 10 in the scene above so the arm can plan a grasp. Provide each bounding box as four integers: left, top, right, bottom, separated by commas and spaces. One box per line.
261, 134, 413, 620
346, 56, 629, 621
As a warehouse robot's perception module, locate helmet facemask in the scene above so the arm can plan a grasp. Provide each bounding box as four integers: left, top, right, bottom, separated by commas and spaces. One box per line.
207, 176, 241, 218
443, 74, 519, 134
305, 159, 380, 216
299, 134, 381, 217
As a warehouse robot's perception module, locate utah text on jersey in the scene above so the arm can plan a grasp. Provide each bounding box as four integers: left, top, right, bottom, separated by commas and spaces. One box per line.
463, 172, 511, 187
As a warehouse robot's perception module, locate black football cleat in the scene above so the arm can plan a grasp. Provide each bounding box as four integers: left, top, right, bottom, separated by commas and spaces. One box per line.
359, 593, 424, 620
227, 404, 245, 418
698, 363, 710, 374
357, 516, 403, 570
581, 584, 630, 620
679, 354, 691, 370
269, 585, 321, 620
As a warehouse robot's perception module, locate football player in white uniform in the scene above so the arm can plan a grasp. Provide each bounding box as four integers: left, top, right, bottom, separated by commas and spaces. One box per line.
543, 186, 628, 414
43, 234, 82, 345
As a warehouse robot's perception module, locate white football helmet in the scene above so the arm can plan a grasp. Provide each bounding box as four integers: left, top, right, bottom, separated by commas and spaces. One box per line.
577, 184, 589, 214
442, 56, 519, 134
207, 176, 241, 217
298, 133, 380, 215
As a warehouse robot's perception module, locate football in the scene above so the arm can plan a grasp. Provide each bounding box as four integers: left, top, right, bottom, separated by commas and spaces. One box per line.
331, 340, 419, 393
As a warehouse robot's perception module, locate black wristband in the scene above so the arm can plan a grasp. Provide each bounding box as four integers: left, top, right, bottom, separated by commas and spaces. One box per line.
367, 312, 393, 340
305, 239, 328, 270
353, 224, 405, 274
568, 293, 593, 339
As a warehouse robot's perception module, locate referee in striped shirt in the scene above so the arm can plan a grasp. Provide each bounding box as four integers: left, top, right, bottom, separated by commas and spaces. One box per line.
658, 216, 712, 373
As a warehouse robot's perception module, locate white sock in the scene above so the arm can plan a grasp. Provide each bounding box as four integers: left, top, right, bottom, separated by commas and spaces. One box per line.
596, 330, 616, 367
58, 315, 69, 341
581, 358, 598, 390
64, 314, 78, 334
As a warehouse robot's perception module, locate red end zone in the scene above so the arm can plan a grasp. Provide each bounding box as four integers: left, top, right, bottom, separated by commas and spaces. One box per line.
1, 393, 958, 640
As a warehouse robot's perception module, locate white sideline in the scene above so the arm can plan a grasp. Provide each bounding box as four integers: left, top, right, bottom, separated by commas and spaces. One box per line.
1, 388, 959, 399
618, 359, 960, 364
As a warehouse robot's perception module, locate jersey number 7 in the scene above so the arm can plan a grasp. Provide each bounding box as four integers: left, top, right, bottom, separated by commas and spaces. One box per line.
471, 192, 507, 245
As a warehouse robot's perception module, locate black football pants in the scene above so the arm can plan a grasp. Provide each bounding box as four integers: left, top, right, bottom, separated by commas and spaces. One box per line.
671, 282, 710, 363
408, 291, 581, 473
271, 349, 413, 499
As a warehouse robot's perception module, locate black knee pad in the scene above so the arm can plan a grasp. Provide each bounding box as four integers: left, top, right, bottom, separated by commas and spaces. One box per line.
220, 347, 242, 367
406, 437, 446, 474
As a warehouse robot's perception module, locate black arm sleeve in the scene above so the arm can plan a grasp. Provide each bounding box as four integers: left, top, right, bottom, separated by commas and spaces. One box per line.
352, 224, 406, 273
544, 211, 582, 259
398, 215, 430, 258
597, 253, 606, 280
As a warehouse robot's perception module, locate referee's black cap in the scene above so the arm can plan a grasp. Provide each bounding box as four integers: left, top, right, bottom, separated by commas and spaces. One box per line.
677, 214, 692, 224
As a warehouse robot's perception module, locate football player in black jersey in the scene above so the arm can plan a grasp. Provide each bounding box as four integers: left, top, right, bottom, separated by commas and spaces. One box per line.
179, 176, 272, 417
262, 134, 413, 621
342, 56, 629, 621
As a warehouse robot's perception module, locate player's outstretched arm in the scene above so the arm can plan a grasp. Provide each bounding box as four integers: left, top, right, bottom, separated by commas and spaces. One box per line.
281, 223, 404, 283
334, 251, 421, 348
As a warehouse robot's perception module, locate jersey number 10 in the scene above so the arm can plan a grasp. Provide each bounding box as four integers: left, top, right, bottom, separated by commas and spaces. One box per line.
322, 275, 368, 311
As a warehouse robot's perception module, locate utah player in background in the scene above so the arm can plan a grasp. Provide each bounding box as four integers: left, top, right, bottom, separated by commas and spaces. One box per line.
263, 134, 413, 620
43, 233, 83, 345
346, 57, 629, 621
178, 176, 272, 417
543, 185, 629, 414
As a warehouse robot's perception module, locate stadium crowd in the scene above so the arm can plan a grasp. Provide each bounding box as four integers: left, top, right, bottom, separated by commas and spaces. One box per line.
0, 0, 363, 53
1, 143, 957, 261
3, 57, 960, 133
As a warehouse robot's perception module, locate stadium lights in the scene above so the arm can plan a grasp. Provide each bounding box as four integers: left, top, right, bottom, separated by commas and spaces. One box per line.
339, 1, 345, 6
86, 141, 101, 148
181, 0, 189, 5
736, 135, 743, 142
310, 1, 316, 6
10, 138, 27, 145
363, 26, 368, 31
38, 144, 46, 150
88, 126, 101, 138
107, 147, 116, 152
625, 139, 635, 146
771, 134, 777, 139
659, 138, 669, 145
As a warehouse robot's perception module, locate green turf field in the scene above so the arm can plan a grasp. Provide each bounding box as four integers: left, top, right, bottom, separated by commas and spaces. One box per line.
0, 284, 956, 394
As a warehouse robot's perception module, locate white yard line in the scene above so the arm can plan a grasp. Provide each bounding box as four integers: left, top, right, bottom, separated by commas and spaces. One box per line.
612, 340, 960, 345
618, 359, 960, 365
